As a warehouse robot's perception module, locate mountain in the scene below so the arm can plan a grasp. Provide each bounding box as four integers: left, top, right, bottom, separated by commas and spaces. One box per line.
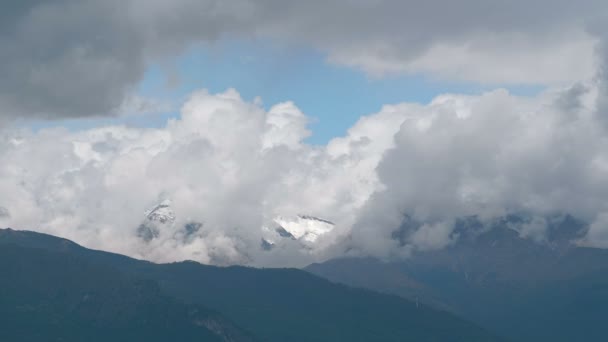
0, 244, 253, 342
0, 228, 502, 342
261, 214, 336, 250
306, 215, 608, 341
136, 199, 336, 251
137, 199, 177, 242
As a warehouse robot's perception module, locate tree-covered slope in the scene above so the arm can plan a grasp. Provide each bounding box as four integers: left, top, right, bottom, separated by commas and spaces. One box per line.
0, 244, 254, 342
0, 228, 502, 342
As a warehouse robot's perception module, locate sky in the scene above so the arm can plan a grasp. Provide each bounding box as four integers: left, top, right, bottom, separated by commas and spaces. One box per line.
1, 0, 608, 267
27, 39, 543, 144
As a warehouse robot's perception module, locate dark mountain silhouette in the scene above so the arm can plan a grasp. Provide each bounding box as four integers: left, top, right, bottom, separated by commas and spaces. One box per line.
0, 228, 502, 342
0, 243, 253, 342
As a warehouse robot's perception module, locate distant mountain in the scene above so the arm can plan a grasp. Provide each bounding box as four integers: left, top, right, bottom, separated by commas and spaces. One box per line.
261, 214, 336, 250
306, 214, 608, 342
135, 199, 336, 252
137, 199, 176, 242
0, 228, 502, 342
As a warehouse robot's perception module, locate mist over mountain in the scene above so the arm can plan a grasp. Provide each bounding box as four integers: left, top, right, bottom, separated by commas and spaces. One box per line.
307, 214, 608, 341
3, 80, 608, 268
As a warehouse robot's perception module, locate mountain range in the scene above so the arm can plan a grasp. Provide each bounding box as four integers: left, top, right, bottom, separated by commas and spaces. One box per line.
135, 199, 336, 254
306, 214, 608, 341
5, 213, 604, 341
0, 227, 502, 342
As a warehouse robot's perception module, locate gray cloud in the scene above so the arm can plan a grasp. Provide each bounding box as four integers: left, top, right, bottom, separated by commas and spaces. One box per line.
259, 0, 601, 82
0, 206, 9, 218
591, 20, 608, 126
0, 0, 254, 119
1, 0, 143, 118
348, 84, 608, 258
1, 0, 607, 120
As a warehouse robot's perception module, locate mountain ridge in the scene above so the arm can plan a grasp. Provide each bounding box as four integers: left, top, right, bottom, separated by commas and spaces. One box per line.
0, 243, 255, 342
0, 227, 504, 342
306, 214, 608, 342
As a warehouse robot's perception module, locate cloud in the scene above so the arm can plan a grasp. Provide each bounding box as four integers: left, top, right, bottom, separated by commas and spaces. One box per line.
3, 1, 608, 265
343, 31, 596, 84
409, 221, 456, 251
257, 0, 603, 83
0, 0, 254, 120
2, 78, 608, 266
0, 88, 385, 266
584, 213, 608, 248
346, 83, 608, 258
1, 0, 606, 120
1, 0, 144, 119
0, 206, 9, 218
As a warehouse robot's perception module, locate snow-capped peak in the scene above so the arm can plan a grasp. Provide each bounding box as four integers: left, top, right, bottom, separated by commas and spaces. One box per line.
274, 215, 335, 243
134, 198, 334, 249
145, 199, 175, 224
137, 199, 176, 242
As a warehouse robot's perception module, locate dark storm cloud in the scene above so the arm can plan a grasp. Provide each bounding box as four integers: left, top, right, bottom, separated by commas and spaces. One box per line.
1, 0, 607, 120
1, 0, 143, 118
0, 0, 254, 119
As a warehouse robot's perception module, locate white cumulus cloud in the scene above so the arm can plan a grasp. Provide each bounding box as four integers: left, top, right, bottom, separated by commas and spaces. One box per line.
3, 78, 608, 265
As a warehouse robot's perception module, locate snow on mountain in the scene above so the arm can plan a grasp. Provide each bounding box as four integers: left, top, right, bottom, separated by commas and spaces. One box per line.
135, 199, 335, 251
145, 199, 176, 224
260, 215, 336, 251
136, 199, 176, 242
274, 215, 335, 243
